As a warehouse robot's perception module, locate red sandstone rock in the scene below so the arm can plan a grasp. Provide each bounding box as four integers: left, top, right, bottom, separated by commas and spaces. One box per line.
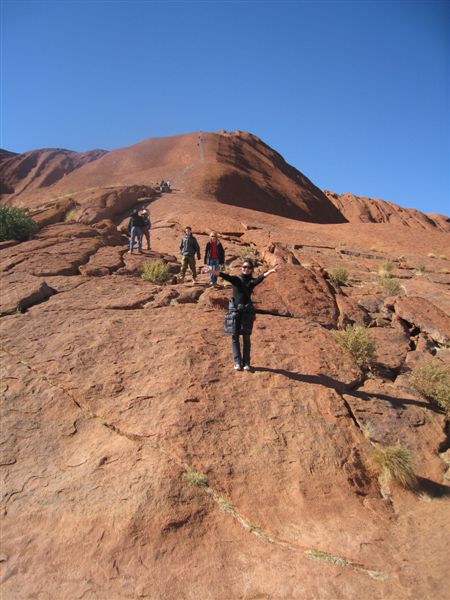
0, 132, 449, 600
0, 272, 55, 315
252, 263, 338, 326
394, 296, 450, 345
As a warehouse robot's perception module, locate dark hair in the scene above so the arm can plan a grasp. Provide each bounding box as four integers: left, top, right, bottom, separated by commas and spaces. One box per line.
242, 260, 254, 269
185, 226, 192, 230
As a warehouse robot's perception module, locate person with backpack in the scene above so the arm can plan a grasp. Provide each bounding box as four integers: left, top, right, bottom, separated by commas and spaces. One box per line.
179, 226, 201, 282
128, 208, 146, 254
204, 232, 225, 287
211, 260, 278, 371
141, 208, 151, 251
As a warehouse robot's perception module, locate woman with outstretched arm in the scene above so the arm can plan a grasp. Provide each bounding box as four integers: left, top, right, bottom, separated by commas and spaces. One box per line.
212, 260, 278, 371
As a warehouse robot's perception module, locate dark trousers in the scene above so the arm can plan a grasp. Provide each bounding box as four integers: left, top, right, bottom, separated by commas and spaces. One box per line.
232, 334, 251, 366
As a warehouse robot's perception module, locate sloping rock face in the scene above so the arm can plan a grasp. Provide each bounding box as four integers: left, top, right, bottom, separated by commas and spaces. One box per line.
0, 136, 449, 599
1, 132, 346, 224
3, 133, 447, 232
0, 147, 107, 198
325, 190, 449, 232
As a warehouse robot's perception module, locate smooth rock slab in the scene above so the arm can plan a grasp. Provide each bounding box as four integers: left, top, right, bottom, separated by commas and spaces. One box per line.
394, 296, 450, 345
252, 263, 338, 327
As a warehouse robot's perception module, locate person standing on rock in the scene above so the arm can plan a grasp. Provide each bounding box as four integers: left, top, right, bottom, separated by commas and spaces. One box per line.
204, 232, 225, 287
179, 226, 201, 283
211, 260, 278, 371
128, 208, 145, 254
141, 208, 151, 251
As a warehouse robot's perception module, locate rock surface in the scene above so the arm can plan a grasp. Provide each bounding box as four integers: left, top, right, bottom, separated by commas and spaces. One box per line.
0, 132, 449, 599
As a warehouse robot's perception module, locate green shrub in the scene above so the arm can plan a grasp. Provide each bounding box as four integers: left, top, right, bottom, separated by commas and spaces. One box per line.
141, 262, 169, 284
334, 324, 376, 369
0, 205, 38, 242
379, 276, 401, 296
409, 361, 450, 415
369, 445, 417, 489
185, 467, 208, 488
329, 266, 349, 285
415, 263, 426, 273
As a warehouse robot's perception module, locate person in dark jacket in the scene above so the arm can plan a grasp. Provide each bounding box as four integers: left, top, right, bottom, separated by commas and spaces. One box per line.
212, 260, 278, 371
128, 209, 146, 254
179, 226, 201, 282
141, 208, 151, 251
204, 232, 225, 286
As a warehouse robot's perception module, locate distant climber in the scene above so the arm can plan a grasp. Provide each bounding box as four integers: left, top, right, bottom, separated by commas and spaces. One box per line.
141, 208, 151, 251
179, 226, 201, 283
128, 208, 145, 254
204, 232, 225, 287
160, 180, 171, 193
211, 260, 278, 371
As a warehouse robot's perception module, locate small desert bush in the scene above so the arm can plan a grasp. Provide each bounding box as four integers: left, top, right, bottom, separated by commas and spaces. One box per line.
64, 208, 77, 223
329, 266, 349, 285
0, 205, 38, 242
238, 246, 258, 263
369, 445, 417, 489
409, 361, 450, 415
427, 252, 436, 259
334, 324, 376, 369
379, 276, 401, 296
378, 260, 393, 278
439, 255, 447, 261
415, 263, 426, 273
141, 262, 169, 284
185, 467, 209, 488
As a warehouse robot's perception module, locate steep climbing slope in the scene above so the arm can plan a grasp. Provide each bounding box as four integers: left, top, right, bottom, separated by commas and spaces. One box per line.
1, 132, 345, 223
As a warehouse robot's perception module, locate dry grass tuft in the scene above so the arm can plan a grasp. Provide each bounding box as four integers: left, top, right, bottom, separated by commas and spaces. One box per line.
379, 276, 401, 297
238, 246, 259, 263
409, 361, 450, 415
369, 445, 417, 489
64, 208, 77, 223
378, 260, 393, 278
141, 262, 169, 284
329, 266, 349, 285
415, 263, 426, 274
185, 467, 209, 488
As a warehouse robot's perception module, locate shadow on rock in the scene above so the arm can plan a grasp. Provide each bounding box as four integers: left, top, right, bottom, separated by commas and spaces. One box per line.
345, 389, 443, 414
416, 476, 450, 498
252, 367, 352, 391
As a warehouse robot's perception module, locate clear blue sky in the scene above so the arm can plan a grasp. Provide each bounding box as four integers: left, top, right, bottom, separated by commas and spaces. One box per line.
1, 0, 449, 215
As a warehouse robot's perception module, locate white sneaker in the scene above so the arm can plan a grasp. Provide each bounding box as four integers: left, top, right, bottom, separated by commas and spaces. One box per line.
234, 363, 242, 371
243, 365, 251, 371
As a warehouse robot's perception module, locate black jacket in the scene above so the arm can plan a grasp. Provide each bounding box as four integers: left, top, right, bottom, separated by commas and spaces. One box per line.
204, 240, 225, 264
219, 272, 264, 306
128, 214, 145, 231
